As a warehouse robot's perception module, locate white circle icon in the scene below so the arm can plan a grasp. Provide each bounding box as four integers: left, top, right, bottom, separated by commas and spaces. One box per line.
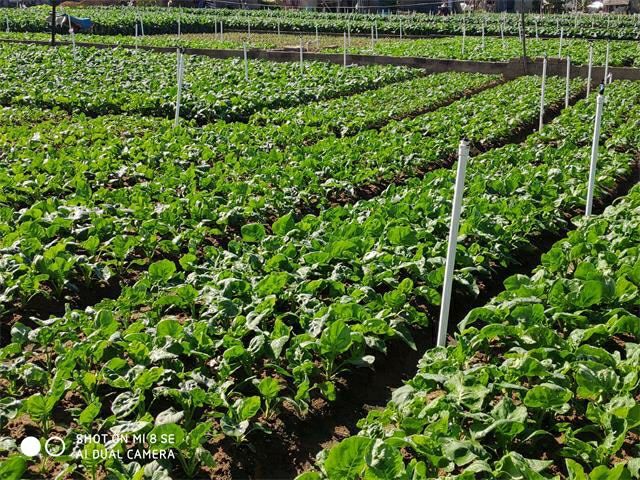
44, 436, 65, 457
19, 436, 41, 457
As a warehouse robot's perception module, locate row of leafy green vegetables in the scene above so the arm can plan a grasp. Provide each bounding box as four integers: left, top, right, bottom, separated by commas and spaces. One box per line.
1, 81, 639, 479
0, 75, 580, 310
2, 6, 639, 39
3, 31, 639, 68
337, 36, 640, 68
0, 43, 421, 124
305, 183, 640, 480
0, 70, 497, 149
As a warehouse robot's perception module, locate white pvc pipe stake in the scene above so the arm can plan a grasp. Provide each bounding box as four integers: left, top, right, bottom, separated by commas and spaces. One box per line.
371, 25, 375, 50
461, 23, 466, 56
248, 21, 251, 39
604, 42, 610, 83
135, 23, 139, 50
586, 43, 593, 98
399, 18, 403, 39
174, 50, 184, 127
565, 56, 571, 108
70, 27, 76, 58
436, 139, 470, 348
343, 31, 347, 67
220, 21, 224, 40
243, 43, 249, 81
348, 22, 351, 46
299, 38, 304, 73
539, 56, 547, 132
140, 17, 145, 37
500, 22, 505, 48
375, 20, 378, 40
535, 20, 539, 40
558, 27, 563, 57
178, 15, 181, 37
481, 23, 485, 50
585, 87, 605, 217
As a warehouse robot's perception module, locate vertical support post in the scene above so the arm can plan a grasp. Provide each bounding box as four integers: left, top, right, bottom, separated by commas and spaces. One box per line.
565, 55, 571, 108
399, 17, 403, 39
248, 20, 251, 39
140, 16, 144, 36
220, 21, 223, 40
174, 49, 184, 128
343, 31, 347, 67
371, 24, 374, 50
585, 86, 605, 217
51, 0, 56, 46
535, 19, 539, 40
586, 43, 593, 98
436, 139, 470, 348
481, 22, 485, 50
520, 2, 527, 73
604, 41, 610, 83
558, 27, 563, 57
299, 36, 304, 74
243, 43, 249, 81
135, 23, 138, 50
461, 20, 466, 56
539, 55, 547, 132
70, 25, 76, 59
214, 19, 218, 39
177, 14, 181, 37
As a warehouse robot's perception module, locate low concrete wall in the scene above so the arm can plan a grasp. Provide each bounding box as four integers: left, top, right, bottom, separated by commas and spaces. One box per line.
3, 37, 640, 81
525, 56, 640, 82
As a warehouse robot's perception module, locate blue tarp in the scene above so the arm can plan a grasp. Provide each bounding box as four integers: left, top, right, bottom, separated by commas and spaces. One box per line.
67, 16, 93, 31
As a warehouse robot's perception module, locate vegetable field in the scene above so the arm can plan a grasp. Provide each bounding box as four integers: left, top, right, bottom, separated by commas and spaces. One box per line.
3, 7, 640, 39
1, 12, 639, 480
3, 32, 640, 67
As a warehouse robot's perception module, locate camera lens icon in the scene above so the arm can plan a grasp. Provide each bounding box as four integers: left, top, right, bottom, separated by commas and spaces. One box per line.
20, 436, 65, 457
44, 436, 65, 457
19, 437, 41, 457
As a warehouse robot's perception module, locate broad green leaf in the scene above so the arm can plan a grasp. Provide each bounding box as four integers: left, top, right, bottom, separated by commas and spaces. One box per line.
241, 223, 266, 243
324, 436, 373, 479
320, 320, 352, 357
148, 259, 176, 283
148, 424, 186, 451
0, 456, 27, 480
523, 383, 572, 412
272, 213, 296, 236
